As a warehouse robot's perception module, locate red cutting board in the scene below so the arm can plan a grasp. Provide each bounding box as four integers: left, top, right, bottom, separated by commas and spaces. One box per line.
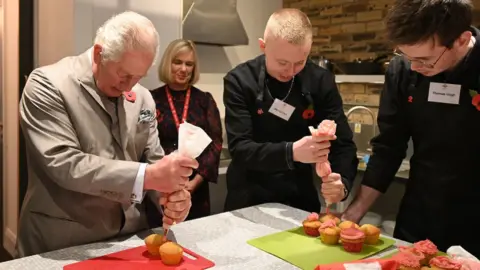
63, 245, 215, 270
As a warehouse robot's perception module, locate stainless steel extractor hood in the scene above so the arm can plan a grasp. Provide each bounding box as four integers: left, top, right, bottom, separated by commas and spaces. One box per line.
182, 0, 249, 46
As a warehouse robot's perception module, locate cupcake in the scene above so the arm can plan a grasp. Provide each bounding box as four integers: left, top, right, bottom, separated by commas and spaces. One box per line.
414, 240, 438, 264
338, 220, 360, 230
394, 252, 422, 270
340, 225, 365, 252
144, 233, 167, 256
319, 213, 340, 225
398, 246, 425, 265
159, 241, 183, 265
319, 219, 340, 245
360, 224, 381, 245
429, 256, 462, 270
303, 212, 322, 236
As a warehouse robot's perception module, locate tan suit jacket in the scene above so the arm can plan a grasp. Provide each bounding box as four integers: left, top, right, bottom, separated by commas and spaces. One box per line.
16, 50, 164, 257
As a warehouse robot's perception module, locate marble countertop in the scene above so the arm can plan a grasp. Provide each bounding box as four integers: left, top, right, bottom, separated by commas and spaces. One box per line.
0, 203, 408, 269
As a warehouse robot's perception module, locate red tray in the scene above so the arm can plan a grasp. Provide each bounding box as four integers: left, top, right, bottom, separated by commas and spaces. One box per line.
63, 245, 215, 270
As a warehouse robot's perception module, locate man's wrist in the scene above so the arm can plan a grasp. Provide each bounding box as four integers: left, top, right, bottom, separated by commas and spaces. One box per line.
143, 164, 153, 190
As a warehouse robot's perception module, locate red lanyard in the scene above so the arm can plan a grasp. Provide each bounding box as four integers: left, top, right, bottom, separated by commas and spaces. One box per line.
165, 86, 191, 130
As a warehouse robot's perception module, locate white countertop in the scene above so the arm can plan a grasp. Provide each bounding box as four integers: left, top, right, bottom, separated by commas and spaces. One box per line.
0, 203, 407, 270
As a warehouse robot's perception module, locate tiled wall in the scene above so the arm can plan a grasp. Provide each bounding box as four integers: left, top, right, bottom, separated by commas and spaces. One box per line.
339, 83, 382, 125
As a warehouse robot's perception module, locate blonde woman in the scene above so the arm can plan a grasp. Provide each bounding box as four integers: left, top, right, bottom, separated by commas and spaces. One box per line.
150, 39, 222, 220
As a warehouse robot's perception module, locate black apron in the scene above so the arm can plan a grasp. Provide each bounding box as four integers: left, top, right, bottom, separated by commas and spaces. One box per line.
224, 65, 321, 213
394, 49, 480, 256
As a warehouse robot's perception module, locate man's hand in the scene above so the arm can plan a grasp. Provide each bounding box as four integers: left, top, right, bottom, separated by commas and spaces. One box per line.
341, 185, 382, 223
144, 153, 199, 193
292, 135, 336, 164
185, 175, 203, 194
160, 189, 192, 229
321, 173, 345, 203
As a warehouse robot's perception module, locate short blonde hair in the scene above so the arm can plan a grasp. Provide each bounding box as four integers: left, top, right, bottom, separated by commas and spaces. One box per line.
264, 8, 313, 45
158, 39, 200, 85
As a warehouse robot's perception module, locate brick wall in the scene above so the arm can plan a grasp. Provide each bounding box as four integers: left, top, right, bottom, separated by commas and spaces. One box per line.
283, 0, 480, 62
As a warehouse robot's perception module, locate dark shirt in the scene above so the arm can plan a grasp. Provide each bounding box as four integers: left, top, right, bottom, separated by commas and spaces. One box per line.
363, 27, 480, 255
223, 55, 358, 212
150, 85, 222, 219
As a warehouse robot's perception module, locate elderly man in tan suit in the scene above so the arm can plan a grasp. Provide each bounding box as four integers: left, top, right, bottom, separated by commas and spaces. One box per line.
17, 11, 196, 257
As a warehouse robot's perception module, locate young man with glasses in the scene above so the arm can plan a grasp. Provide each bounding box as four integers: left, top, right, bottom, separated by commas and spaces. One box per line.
343, 0, 480, 256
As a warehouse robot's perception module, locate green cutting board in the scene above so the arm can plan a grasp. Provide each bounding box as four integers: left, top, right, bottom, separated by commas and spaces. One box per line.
247, 226, 396, 270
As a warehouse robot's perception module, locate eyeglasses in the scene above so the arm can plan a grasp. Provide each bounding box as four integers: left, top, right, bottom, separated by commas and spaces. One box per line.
393, 47, 448, 69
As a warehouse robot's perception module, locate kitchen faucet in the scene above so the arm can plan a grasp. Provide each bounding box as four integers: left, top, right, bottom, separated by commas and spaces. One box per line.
346, 106, 377, 152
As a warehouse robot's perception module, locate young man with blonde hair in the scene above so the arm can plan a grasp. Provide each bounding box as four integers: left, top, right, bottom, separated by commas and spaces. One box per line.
223, 8, 358, 213
17, 11, 195, 257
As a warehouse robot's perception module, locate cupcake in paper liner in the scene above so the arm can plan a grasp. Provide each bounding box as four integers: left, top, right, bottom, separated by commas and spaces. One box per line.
302, 212, 322, 237
360, 224, 381, 245
319, 219, 340, 245
340, 224, 365, 253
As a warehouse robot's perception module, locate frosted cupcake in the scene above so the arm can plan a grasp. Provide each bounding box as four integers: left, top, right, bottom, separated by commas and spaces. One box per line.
340, 225, 365, 252
302, 212, 322, 237
319, 213, 340, 225
413, 240, 438, 264
398, 246, 425, 265
319, 219, 340, 245
394, 252, 421, 270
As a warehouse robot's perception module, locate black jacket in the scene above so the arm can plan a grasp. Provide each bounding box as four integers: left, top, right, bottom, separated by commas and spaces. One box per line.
223, 55, 358, 212
363, 27, 480, 256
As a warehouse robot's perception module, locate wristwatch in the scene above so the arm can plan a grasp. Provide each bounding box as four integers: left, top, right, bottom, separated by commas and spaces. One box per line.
342, 186, 349, 201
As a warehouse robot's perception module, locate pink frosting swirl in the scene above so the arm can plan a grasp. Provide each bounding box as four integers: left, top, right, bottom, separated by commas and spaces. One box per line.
394, 252, 421, 268
430, 256, 462, 270
398, 246, 425, 260
319, 219, 337, 230
306, 212, 319, 221
413, 239, 438, 255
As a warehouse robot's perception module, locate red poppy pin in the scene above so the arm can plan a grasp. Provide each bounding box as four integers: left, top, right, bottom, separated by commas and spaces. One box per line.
124, 91, 136, 103
469, 89, 480, 111
257, 108, 264, 115
302, 104, 315, 120
408, 96, 413, 103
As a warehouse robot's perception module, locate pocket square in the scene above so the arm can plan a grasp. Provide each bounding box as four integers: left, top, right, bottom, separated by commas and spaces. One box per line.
138, 109, 155, 123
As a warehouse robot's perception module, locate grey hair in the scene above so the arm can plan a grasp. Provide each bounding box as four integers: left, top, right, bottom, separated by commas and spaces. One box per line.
94, 11, 160, 65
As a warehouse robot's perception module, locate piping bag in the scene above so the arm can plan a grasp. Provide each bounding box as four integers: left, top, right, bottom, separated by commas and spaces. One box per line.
309, 120, 337, 214
162, 121, 212, 239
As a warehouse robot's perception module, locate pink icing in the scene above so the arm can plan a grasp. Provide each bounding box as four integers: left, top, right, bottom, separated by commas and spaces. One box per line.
398, 246, 425, 260
306, 212, 319, 221
413, 239, 438, 255
340, 226, 365, 241
430, 256, 462, 270
394, 252, 421, 268
318, 120, 337, 136
319, 219, 337, 230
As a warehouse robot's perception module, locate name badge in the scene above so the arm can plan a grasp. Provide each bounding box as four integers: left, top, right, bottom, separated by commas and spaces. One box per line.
428, 82, 461, 105
268, 98, 295, 121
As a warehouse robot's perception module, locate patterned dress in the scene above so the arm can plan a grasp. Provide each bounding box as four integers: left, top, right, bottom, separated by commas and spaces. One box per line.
150, 85, 222, 220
